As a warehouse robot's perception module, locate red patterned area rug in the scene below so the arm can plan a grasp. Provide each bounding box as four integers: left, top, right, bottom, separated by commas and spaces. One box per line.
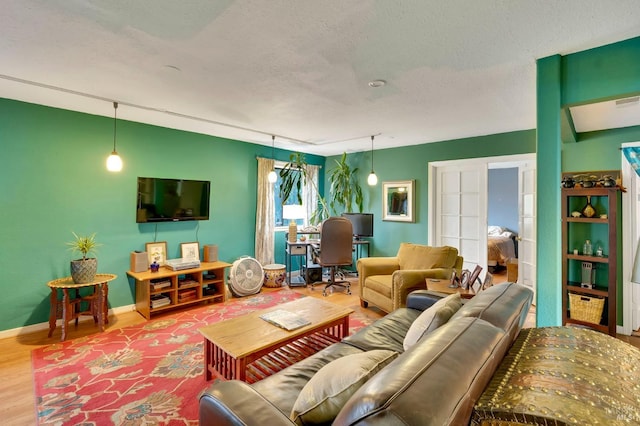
32, 290, 372, 425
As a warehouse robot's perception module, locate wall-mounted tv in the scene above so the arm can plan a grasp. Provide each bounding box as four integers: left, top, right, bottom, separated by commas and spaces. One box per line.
136, 177, 210, 223
341, 213, 374, 240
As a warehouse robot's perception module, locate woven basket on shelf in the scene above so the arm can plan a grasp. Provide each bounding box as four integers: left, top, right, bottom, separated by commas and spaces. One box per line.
569, 293, 605, 324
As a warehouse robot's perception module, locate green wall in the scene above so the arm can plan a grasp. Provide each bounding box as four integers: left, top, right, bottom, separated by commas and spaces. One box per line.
537, 35, 640, 328
4, 35, 640, 334
325, 131, 536, 257
0, 98, 324, 332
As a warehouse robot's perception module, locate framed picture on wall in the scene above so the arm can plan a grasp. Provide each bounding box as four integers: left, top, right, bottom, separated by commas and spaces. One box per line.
382, 180, 415, 222
146, 241, 168, 266
180, 242, 200, 261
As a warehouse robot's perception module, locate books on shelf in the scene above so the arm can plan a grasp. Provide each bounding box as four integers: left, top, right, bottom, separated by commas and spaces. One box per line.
260, 309, 311, 331
150, 294, 171, 308
178, 289, 197, 303
150, 280, 171, 291
178, 278, 198, 287
203, 286, 218, 296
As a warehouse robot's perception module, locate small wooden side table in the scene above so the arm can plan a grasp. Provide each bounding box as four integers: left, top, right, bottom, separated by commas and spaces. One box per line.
425, 278, 476, 299
47, 273, 117, 341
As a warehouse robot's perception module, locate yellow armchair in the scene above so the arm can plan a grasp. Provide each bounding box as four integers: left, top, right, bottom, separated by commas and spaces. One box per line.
357, 243, 463, 312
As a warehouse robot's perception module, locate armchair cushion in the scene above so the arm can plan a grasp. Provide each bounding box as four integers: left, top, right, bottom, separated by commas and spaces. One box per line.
397, 243, 459, 270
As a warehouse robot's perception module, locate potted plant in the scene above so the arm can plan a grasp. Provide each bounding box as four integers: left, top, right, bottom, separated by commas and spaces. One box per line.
66, 232, 101, 283
328, 152, 363, 214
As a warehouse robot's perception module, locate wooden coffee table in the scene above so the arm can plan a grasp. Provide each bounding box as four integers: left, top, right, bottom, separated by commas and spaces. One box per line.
199, 297, 353, 383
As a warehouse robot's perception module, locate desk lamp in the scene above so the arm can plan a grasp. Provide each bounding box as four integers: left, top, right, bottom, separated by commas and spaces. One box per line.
283, 205, 305, 243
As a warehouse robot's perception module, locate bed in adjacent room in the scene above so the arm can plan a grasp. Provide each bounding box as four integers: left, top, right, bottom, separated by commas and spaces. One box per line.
487, 226, 517, 271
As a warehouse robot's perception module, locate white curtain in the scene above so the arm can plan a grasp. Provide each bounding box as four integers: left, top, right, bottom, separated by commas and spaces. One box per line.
304, 164, 320, 225
255, 157, 275, 265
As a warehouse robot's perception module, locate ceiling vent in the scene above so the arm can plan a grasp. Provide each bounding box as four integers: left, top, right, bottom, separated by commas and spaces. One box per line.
570, 96, 640, 133
615, 96, 640, 107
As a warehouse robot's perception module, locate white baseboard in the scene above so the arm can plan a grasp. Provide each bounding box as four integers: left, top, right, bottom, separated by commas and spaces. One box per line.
0, 304, 137, 340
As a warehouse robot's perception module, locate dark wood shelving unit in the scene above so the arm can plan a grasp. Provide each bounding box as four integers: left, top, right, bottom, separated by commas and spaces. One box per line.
561, 187, 619, 336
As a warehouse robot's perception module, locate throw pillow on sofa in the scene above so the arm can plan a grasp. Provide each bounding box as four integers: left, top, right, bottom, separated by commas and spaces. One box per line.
290, 349, 398, 425
403, 292, 462, 350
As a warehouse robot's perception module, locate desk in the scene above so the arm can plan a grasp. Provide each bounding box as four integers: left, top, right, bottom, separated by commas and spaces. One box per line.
425, 278, 476, 299
285, 239, 369, 286
47, 273, 117, 341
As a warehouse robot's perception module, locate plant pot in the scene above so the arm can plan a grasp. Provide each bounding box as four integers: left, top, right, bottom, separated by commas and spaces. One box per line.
70, 258, 98, 284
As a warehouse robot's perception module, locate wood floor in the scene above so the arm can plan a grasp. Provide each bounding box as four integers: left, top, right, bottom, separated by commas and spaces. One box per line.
2, 274, 639, 425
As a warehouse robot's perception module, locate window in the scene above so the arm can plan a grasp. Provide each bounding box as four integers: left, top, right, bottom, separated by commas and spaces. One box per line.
274, 162, 306, 228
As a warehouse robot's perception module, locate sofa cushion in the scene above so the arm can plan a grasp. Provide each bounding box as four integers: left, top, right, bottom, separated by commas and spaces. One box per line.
403, 293, 462, 350
252, 342, 365, 416
397, 243, 458, 270
450, 282, 533, 342
342, 307, 422, 353
290, 350, 398, 425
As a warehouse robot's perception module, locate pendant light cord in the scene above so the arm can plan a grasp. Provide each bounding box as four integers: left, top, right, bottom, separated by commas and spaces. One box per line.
113, 102, 118, 152
370, 135, 374, 171
272, 135, 275, 160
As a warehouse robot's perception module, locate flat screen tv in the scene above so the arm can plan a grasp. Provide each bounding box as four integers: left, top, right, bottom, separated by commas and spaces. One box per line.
341, 213, 373, 239
136, 177, 210, 223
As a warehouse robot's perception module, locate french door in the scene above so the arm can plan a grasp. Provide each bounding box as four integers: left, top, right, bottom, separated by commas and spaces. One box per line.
429, 163, 487, 274
429, 154, 536, 294
517, 161, 537, 299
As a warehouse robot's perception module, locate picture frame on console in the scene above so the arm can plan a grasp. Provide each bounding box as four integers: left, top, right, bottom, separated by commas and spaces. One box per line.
382, 180, 415, 222
180, 242, 200, 261
146, 241, 168, 266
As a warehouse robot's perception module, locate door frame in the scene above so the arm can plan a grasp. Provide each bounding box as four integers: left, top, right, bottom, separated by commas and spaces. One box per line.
428, 153, 536, 285
621, 142, 640, 336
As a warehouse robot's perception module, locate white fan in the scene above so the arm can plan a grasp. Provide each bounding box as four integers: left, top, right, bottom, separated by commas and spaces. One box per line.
228, 256, 264, 297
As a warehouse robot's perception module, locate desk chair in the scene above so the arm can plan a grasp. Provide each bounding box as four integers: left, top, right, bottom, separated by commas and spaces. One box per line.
312, 217, 353, 296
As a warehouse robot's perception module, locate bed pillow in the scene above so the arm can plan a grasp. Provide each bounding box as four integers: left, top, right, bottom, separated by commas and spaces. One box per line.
290, 349, 398, 425
488, 225, 505, 236
403, 293, 462, 350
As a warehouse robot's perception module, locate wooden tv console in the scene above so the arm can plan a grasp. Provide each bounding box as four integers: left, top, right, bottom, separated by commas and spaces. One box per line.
127, 261, 231, 319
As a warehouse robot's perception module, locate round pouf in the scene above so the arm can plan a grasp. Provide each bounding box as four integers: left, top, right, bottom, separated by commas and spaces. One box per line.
263, 264, 286, 288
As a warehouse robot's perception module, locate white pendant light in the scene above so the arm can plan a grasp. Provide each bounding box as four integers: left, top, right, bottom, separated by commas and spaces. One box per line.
267, 135, 278, 183
367, 135, 378, 186
106, 102, 123, 172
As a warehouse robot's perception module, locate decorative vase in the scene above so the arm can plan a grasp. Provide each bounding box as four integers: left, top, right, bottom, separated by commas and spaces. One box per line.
582, 195, 596, 218
561, 176, 575, 188
70, 258, 98, 283
288, 221, 298, 243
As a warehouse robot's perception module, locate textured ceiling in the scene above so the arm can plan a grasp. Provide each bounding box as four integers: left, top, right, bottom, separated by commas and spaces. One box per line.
2, 1, 640, 156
